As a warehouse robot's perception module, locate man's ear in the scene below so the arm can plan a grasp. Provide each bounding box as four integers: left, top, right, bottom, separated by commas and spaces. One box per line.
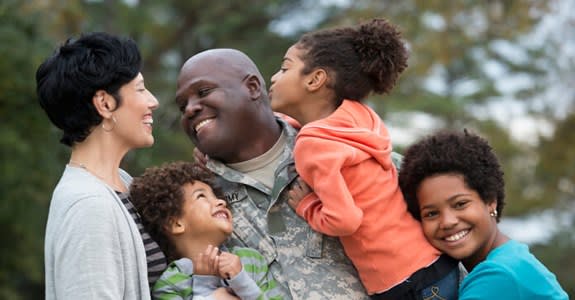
92, 90, 117, 118
165, 217, 185, 235
306, 68, 328, 92
245, 74, 262, 101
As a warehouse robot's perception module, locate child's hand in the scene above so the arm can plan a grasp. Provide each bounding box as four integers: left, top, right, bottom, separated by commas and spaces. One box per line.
288, 177, 312, 210
217, 251, 242, 280
193, 245, 221, 275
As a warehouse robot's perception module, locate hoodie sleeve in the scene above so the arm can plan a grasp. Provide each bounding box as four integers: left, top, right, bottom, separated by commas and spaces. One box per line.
293, 135, 364, 236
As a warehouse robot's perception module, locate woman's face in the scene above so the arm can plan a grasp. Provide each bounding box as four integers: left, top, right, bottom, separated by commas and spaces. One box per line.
112, 73, 159, 149
417, 174, 498, 270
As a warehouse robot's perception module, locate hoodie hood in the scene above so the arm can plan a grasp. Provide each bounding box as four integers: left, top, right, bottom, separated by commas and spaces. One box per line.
298, 100, 393, 170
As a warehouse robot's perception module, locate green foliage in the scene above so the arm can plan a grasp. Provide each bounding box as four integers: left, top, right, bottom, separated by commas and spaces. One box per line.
0, 1, 63, 298
531, 226, 575, 297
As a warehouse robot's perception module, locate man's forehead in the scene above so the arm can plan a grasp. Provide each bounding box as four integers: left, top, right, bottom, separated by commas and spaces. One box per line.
181, 55, 244, 77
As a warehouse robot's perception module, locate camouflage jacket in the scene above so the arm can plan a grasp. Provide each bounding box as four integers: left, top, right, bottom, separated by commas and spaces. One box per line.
207, 118, 369, 300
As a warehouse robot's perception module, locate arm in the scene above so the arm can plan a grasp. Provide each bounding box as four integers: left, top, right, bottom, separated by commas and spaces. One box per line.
152, 257, 224, 300
53, 195, 130, 299
292, 136, 363, 236
220, 248, 284, 300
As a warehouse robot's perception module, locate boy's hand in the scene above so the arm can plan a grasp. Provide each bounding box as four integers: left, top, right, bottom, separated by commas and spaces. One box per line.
193, 245, 220, 275
217, 251, 242, 280
288, 177, 312, 210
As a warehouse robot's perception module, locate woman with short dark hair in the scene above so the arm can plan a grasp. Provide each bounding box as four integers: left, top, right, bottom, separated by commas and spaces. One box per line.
37, 32, 162, 299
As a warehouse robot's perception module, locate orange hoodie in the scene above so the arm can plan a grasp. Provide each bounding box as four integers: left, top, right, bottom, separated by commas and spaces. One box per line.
294, 100, 440, 294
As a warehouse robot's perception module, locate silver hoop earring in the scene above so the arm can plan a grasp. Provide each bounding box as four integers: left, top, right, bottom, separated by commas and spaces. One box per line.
490, 210, 498, 218
102, 116, 117, 132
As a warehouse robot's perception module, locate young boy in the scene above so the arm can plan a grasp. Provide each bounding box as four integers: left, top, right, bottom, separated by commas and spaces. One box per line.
130, 161, 285, 300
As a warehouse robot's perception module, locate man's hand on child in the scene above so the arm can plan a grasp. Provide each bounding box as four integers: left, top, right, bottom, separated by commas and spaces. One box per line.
193, 147, 210, 170
288, 177, 312, 210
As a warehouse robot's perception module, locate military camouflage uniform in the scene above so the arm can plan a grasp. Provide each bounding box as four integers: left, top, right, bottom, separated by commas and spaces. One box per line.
206, 118, 370, 300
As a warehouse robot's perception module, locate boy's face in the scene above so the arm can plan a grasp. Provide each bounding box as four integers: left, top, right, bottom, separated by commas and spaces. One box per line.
178, 180, 233, 243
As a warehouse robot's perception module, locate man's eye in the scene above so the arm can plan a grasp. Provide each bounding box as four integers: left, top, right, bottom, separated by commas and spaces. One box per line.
198, 88, 212, 97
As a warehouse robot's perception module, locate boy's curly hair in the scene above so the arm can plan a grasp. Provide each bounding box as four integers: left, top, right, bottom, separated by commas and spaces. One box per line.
398, 129, 505, 222
130, 161, 221, 260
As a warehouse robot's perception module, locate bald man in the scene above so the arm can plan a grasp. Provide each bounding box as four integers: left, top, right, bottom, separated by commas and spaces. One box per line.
176, 49, 369, 299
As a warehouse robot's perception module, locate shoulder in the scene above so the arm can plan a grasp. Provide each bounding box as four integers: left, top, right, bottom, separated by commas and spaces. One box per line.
460, 260, 519, 299
51, 170, 115, 212
170, 257, 194, 275
461, 240, 566, 299
48, 167, 130, 230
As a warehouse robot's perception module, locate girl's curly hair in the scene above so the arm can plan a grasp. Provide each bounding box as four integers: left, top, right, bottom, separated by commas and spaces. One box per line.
297, 18, 408, 105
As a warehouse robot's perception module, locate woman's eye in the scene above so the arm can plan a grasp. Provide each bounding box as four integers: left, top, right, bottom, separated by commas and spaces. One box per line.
454, 200, 469, 209
421, 211, 438, 219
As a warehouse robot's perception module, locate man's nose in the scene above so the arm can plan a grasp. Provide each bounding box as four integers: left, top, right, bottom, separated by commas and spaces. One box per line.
183, 98, 202, 116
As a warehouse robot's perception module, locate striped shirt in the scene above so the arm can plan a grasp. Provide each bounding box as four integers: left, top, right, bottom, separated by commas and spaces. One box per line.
119, 192, 168, 288
153, 247, 286, 300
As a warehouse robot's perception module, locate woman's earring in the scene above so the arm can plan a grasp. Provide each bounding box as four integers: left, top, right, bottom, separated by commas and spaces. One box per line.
102, 116, 117, 132
490, 210, 498, 218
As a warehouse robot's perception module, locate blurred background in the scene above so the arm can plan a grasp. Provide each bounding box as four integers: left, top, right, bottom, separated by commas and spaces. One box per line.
1, 0, 573, 298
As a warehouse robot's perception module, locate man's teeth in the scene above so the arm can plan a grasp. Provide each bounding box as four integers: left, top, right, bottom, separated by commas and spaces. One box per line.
195, 119, 212, 132
445, 230, 469, 242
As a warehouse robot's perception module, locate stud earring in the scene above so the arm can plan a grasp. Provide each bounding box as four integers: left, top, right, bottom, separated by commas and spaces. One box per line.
490, 210, 498, 218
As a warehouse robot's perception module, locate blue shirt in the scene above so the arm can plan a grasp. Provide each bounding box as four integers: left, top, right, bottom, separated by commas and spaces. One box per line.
459, 240, 568, 299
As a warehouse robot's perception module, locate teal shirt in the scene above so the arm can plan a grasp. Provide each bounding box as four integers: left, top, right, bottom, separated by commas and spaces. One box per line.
460, 240, 568, 300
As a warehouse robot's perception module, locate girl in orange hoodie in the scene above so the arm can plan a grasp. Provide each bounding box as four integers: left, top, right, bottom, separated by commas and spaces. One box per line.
269, 19, 460, 299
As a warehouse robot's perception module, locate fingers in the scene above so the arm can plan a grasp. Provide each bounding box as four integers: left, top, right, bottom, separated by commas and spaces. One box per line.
195, 245, 220, 275
287, 177, 312, 210
218, 252, 241, 279
193, 147, 209, 169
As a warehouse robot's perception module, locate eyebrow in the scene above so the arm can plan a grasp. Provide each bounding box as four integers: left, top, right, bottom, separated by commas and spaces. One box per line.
420, 193, 469, 210
191, 188, 208, 197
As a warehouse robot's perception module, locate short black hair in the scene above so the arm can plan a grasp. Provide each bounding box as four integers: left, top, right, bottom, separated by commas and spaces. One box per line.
399, 129, 505, 222
36, 32, 142, 146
